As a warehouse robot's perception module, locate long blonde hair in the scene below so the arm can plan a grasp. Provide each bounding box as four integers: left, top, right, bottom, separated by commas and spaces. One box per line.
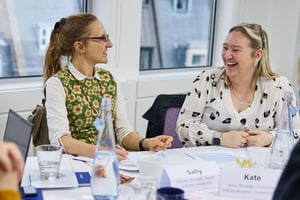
43, 13, 98, 85
224, 23, 278, 87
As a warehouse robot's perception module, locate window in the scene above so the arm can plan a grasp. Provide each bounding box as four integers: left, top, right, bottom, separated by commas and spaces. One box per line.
140, 0, 217, 71
140, 47, 153, 70
143, 0, 150, 6
0, 0, 86, 78
173, 0, 190, 13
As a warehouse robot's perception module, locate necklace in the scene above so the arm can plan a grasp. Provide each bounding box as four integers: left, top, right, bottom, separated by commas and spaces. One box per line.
231, 88, 251, 108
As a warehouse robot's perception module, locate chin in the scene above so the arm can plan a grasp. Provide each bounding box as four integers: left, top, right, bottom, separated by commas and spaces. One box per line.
100, 58, 108, 64
225, 65, 237, 75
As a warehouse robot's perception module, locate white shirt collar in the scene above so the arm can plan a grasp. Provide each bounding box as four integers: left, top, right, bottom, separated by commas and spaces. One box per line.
67, 62, 101, 81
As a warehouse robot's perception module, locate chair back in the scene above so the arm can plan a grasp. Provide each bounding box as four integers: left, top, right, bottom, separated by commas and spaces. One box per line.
163, 107, 183, 148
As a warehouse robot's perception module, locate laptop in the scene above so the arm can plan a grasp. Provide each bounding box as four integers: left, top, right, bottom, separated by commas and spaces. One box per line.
2, 109, 41, 197
3, 109, 33, 160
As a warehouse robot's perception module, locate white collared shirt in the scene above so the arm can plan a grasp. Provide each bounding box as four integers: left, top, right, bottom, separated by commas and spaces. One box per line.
45, 62, 133, 146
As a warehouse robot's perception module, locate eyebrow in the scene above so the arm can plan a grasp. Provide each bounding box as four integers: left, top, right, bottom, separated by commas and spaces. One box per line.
223, 43, 243, 49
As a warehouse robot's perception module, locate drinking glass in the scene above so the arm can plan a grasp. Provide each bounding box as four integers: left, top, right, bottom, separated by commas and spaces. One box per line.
269, 130, 293, 169
35, 145, 63, 180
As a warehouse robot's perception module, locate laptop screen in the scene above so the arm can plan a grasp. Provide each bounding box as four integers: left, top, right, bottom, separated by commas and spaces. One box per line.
3, 109, 33, 160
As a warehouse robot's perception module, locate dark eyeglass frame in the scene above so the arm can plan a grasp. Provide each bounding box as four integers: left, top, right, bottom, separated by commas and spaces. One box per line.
241, 23, 265, 49
77, 34, 110, 42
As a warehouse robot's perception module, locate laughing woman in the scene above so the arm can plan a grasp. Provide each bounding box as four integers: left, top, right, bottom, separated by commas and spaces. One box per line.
176, 23, 300, 148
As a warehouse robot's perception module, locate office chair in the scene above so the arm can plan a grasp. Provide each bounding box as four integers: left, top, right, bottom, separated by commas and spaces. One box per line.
163, 107, 183, 148
143, 94, 186, 148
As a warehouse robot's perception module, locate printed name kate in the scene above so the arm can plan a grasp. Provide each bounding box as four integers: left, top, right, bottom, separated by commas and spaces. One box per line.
244, 174, 261, 181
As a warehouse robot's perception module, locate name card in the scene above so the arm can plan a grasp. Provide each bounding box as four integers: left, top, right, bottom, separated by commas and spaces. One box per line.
220, 167, 282, 200
160, 162, 220, 192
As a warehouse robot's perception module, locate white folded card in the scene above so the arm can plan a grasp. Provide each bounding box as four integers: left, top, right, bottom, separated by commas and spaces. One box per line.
160, 161, 220, 192
220, 167, 282, 200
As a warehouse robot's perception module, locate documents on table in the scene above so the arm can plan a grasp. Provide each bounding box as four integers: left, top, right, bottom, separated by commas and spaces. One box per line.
185, 151, 237, 163
118, 153, 139, 172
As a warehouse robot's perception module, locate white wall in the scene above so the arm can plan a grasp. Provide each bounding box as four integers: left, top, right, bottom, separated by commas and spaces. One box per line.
0, 0, 300, 147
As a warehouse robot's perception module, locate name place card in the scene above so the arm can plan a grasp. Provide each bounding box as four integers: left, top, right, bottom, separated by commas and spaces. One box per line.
220, 167, 282, 200
160, 162, 220, 192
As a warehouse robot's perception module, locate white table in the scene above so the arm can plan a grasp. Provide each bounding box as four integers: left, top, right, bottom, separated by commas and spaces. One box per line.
21, 146, 276, 200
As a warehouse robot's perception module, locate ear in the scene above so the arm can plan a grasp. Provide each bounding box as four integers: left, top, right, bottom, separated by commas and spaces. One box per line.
255, 49, 263, 61
73, 41, 85, 53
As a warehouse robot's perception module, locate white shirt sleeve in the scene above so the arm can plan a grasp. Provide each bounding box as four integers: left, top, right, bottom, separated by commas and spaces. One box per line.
114, 85, 134, 145
45, 77, 71, 146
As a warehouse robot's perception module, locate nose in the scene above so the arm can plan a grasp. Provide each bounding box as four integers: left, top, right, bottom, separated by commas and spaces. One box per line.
106, 38, 112, 48
222, 49, 232, 60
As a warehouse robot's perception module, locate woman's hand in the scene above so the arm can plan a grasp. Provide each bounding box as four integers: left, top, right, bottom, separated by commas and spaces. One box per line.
0, 141, 24, 191
144, 135, 173, 152
116, 145, 128, 162
221, 130, 249, 148
244, 129, 273, 146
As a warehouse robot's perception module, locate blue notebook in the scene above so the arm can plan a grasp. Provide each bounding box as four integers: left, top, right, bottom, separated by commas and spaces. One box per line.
75, 172, 91, 186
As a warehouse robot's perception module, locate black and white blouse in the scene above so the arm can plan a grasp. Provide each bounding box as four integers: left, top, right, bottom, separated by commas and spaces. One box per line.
176, 67, 300, 147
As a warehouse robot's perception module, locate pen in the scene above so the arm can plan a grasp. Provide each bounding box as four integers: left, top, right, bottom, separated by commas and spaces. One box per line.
72, 157, 93, 166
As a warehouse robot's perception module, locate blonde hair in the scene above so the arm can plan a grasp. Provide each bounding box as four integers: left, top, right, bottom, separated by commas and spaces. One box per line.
223, 24, 278, 87
43, 13, 98, 85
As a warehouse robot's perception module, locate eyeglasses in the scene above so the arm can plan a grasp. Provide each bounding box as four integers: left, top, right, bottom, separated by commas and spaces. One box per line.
78, 34, 110, 42
241, 23, 265, 49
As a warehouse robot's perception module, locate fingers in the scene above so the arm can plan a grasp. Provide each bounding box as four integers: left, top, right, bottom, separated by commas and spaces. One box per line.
147, 136, 171, 152
8, 146, 24, 180
116, 145, 128, 162
0, 142, 24, 181
157, 135, 173, 147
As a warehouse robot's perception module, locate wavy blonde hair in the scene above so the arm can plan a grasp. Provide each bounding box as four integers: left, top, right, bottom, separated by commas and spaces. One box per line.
223, 23, 278, 87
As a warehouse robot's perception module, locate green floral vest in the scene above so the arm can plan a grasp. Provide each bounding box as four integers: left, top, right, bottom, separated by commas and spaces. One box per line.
55, 66, 117, 144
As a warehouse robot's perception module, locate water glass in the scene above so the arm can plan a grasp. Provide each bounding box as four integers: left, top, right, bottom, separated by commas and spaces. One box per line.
35, 145, 63, 180
246, 147, 270, 168
118, 176, 157, 200
138, 155, 163, 186
269, 130, 293, 169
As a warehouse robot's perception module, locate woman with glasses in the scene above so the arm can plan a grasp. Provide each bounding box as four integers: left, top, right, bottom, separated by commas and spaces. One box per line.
176, 23, 300, 148
43, 13, 173, 161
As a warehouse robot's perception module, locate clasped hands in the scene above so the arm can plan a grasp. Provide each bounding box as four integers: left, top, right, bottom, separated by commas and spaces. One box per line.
221, 129, 273, 148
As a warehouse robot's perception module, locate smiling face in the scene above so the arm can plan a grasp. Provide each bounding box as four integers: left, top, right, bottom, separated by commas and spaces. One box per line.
83, 20, 112, 65
222, 31, 260, 82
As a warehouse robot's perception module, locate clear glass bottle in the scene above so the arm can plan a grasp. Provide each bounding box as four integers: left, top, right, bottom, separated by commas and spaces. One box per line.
91, 98, 119, 200
269, 91, 294, 169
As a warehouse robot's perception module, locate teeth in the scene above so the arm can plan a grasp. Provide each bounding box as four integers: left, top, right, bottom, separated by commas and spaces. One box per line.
227, 62, 236, 66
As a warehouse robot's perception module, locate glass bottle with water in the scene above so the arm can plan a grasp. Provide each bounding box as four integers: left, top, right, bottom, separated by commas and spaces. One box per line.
269, 91, 295, 169
91, 98, 120, 200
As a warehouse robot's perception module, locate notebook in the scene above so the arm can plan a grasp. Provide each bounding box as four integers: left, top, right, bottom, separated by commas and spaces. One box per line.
3, 109, 33, 160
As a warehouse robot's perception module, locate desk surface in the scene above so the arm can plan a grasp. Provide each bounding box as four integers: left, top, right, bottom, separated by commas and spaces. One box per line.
22, 146, 273, 200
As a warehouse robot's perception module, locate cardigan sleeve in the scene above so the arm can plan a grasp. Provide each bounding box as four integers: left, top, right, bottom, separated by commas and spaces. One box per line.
0, 190, 21, 200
